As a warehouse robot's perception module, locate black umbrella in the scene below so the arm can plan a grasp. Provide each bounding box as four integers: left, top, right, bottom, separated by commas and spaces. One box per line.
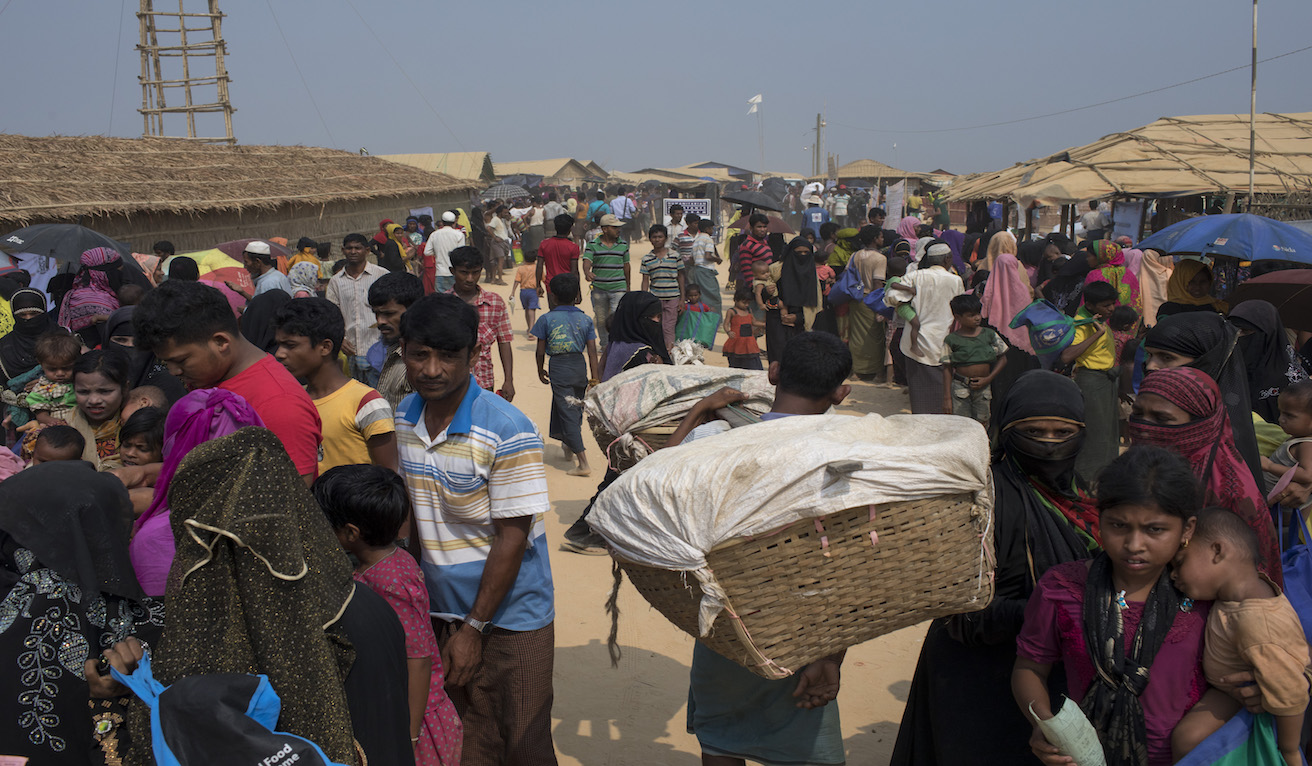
1, 223, 149, 284
482, 184, 530, 201
720, 189, 784, 213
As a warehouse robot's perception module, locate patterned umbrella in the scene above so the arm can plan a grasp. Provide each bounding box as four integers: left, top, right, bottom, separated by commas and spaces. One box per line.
481, 184, 530, 201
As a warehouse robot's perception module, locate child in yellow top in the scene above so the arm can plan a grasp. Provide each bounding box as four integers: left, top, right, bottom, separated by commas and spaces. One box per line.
1171, 507, 1312, 766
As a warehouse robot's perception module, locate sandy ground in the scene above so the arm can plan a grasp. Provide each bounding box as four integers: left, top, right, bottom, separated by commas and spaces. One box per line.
497, 239, 926, 766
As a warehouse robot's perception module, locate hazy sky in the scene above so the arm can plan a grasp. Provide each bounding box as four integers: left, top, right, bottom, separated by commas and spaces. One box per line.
3, 0, 1309, 177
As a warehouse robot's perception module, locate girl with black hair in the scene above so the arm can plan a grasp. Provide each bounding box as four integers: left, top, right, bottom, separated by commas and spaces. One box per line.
1014, 446, 1208, 766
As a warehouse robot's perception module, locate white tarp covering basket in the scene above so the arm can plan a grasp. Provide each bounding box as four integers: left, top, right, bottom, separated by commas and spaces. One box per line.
589, 412, 996, 679
584, 365, 774, 472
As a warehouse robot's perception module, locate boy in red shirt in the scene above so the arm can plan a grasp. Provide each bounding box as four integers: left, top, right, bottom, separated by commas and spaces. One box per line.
535, 213, 580, 295
133, 280, 322, 483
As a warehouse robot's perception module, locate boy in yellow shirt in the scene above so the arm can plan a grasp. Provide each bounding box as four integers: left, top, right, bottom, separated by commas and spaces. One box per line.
272, 297, 397, 473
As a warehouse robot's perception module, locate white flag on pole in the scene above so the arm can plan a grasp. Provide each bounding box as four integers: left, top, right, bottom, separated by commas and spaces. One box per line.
747, 104, 758, 114
747, 94, 763, 104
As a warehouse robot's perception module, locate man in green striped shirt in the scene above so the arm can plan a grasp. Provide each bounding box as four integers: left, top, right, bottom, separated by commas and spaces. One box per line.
582, 214, 630, 348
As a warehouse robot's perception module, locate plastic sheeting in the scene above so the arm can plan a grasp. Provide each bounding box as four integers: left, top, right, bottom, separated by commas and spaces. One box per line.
585, 365, 774, 437
588, 412, 993, 634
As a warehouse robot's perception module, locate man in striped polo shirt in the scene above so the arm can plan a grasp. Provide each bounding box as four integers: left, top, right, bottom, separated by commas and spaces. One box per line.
581, 213, 630, 348
395, 293, 557, 764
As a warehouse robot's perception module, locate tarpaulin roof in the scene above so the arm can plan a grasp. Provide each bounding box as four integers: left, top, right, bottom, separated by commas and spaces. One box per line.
808, 158, 930, 182
945, 112, 1312, 207
379, 151, 497, 183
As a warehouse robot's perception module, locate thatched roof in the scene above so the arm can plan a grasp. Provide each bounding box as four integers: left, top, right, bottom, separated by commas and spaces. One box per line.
493, 158, 606, 183
808, 158, 929, 182
378, 151, 497, 183
0, 135, 480, 226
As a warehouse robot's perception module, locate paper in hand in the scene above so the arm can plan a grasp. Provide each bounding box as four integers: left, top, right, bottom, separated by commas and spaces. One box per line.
1030, 697, 1106, 766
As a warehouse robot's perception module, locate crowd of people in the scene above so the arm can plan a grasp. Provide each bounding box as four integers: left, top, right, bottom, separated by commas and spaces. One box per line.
1, 177, 1312, 766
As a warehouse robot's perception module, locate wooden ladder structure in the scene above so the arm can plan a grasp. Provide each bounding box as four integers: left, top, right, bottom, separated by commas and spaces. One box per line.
137, 0, 235, 143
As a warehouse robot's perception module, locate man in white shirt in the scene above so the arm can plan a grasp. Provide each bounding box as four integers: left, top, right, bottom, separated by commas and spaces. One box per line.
1079, 201, 1110, 241
663, 203, 687, 240
898, 243, 964, 414
325, 233, 389, 384
611, 189, 637, 243
543, 192, 566, 222
424, 211, 466, 294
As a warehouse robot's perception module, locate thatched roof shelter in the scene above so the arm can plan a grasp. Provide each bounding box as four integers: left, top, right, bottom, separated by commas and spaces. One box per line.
378, 151, 497, 184
0, 135, 480, 252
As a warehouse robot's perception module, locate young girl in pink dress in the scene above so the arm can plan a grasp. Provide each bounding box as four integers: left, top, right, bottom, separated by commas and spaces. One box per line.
315, 464, 462, 766
1012, 446, 1210, 766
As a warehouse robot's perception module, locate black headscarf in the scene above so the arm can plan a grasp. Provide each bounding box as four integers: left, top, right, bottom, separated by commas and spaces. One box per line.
609, 291, 671, 364
0, 461, 142, 601
777, 236, 819, 309
993, 370, 1097, 578
1144, 311, 1263, 489
239, 290, 291, 354
1228, 299, 1308, 423
0, 288, 52, 381
1044, 246, 1095, 316
0, 463, 159, 765
105, 305, 152, 383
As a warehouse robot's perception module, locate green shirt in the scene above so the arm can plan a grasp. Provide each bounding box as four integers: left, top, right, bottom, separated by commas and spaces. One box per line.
583, 236, 630, 292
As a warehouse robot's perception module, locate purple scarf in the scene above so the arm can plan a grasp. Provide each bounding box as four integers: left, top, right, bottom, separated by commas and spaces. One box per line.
129, 388, 265, 596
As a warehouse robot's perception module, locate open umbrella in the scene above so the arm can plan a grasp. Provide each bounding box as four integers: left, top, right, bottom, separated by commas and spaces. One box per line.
727, 214, 795, 235
720, 189, 783, 212
1229, 268, 1312, 332
1137, 213, 1312, 265
214, 238, 293, 261
482, 184, 530, 201
0, 223, 149, 285
173, 248, 253, 314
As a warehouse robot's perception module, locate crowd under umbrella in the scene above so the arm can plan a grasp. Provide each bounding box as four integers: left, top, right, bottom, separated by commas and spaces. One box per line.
481, 184, 530, 202
720, 189, 784, 213
727, 214, 795, 235
1136, 213, 1312, 266
0, 222, 150, 284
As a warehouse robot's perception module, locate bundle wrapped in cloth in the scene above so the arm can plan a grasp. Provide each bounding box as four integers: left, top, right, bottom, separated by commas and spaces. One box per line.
584, 365, 773, 471
590, 412, 995, 678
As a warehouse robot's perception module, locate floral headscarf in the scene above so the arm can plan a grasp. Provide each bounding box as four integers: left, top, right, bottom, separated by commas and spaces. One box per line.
288, 261, 319, 297
58, 246, 122, 331
1083, 240, 1140, 312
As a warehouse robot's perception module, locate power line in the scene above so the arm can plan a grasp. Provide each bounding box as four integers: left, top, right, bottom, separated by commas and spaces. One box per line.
108, 0, 127, 135
831, 44, 1312, 135
340, 0, 466, 151
0, 0, 14, 19
263, 0, 337, 147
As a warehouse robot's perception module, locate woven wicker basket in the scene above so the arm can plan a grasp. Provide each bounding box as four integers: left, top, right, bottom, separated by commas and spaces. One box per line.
614, 492, 992, 679
588, 418, 680, 473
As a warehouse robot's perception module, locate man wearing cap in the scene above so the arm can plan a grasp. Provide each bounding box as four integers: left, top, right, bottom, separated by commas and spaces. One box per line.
581, 214, 629, 348
227, 241, 292, 299
423, 211, 466, 294
898, 242, 964, 415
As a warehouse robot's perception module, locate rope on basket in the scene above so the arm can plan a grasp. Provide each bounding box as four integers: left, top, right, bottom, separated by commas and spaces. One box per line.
604, 432, 655, 473
605, 558, 624, 667
971, 500, 997, 604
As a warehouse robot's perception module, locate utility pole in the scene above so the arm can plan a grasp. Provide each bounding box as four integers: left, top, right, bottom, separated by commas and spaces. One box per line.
808, 113, 818, 178
1248, 0, 1257, 211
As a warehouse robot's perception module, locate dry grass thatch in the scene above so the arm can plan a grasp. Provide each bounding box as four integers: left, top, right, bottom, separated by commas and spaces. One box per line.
0, 134, 481, 226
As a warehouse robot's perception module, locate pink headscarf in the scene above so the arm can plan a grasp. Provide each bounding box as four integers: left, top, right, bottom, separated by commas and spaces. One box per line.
128, 388, 266, 596
981, 252, 1033, 352
58, 246, 121, 331
896, 215, 919, 243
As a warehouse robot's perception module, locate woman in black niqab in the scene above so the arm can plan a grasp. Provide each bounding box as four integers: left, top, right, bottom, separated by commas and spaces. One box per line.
0, 288, 53, 382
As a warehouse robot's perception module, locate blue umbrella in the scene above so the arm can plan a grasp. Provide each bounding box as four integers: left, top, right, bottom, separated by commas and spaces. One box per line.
1136, 213, 1312, 265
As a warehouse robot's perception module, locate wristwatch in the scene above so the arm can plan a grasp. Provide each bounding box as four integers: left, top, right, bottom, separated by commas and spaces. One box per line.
462, 615, 494, 635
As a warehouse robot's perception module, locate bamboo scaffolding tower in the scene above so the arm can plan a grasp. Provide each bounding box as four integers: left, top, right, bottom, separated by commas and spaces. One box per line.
137, 0, 235, 144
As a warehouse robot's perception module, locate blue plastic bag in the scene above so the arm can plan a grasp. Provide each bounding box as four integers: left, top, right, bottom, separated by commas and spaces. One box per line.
827, 263, 864, 306
1009, 299, 1095, 370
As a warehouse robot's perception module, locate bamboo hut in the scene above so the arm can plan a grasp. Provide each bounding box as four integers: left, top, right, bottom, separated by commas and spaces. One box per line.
0, 135, 480, 252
